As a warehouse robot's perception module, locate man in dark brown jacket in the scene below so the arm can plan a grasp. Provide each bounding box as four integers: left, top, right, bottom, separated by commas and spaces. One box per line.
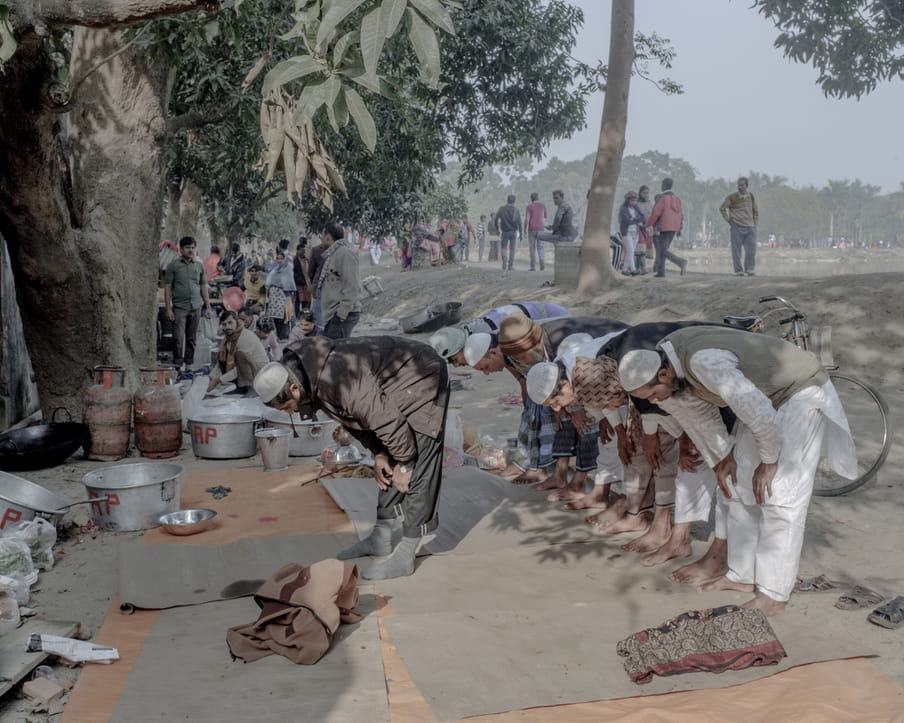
253, 336, 449, 580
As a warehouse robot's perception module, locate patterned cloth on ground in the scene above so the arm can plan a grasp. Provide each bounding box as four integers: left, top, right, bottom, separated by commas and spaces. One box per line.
616, 605, 786, 684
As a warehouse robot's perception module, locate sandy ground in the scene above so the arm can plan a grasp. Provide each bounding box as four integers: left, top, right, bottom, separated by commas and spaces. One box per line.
2, 243, 904, 720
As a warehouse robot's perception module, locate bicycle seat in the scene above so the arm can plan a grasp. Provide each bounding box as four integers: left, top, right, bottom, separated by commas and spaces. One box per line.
723, 315, 760, 330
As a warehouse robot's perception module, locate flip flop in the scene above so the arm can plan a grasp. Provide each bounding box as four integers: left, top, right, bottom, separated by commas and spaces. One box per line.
867, 596, 904, 629
835, 586, 884, 611
793, 574, 852, 593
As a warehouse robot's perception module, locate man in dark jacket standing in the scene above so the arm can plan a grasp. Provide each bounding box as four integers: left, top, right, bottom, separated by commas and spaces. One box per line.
253, 336, 450, 580
494, 195, 522, 271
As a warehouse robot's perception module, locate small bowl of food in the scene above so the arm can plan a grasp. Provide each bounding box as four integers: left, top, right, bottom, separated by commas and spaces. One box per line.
158, 508, 218, 536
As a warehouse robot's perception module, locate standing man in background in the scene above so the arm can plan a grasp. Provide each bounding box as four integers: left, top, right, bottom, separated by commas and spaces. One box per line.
164, 236, 211, 372
316, 222, 361, 339
494, 195, 522, 272
646, 178, 687, 278
524, 192, 548, 271
720, 177, 759, 276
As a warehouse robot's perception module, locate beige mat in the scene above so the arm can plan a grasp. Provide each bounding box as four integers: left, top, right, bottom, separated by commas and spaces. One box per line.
110, 591, 387, 722
118, 531, 357, 610
321, 465, 513, 554
378, 543, 877, 720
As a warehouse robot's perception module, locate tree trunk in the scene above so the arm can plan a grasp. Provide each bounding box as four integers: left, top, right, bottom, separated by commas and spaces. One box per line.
0, 0, 211, 418
576, 0, 634, 297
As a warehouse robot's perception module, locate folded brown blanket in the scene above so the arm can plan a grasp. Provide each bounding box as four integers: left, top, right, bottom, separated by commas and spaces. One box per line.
616, 605, 786, 684
226, 559, 362, 665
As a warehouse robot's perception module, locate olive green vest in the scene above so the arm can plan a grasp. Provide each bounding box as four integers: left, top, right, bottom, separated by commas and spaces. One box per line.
662, 327, 828, 410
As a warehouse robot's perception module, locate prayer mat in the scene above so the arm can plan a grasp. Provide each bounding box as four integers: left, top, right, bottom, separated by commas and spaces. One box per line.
118, 531, 357, 611
616, 605, 786, 684
320, 465, 512, 555
110, 593, 387, 722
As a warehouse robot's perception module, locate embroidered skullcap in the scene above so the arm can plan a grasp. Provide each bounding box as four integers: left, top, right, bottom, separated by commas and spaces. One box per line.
498, 312, 542, 355
617, 349, 662, 392
525, 362, 562, 404
253, 361, 289, 402
463, 332, 493, 367
428, 326, 467, 360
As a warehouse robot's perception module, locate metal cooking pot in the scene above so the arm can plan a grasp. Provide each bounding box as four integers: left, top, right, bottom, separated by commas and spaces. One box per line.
187, 414, 262, 459
0, 471, 107, 531
0, 408, 89, 472
398, 307, 432, 333
261, 409, 339, 456
81, 462, 183, 531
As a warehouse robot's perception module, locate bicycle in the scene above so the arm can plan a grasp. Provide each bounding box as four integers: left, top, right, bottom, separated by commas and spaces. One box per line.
722, 295, 891, 497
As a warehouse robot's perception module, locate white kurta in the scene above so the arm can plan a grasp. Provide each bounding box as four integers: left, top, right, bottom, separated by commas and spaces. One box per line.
656, 342, 857, 601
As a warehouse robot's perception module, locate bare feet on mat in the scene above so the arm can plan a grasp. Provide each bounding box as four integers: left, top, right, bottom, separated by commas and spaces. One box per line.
622, 526, 671, 553
592, 513, 649, 537
532, 473, 566, 491
545, 485, 586, 502
669, 539, 728, 585
697, 575, 754, 594
641, 538, 692, 567
741, 592, 787, 616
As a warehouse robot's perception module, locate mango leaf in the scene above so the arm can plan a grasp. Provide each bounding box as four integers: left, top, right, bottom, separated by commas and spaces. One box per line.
0, 6, 16, 64
315, 0, 368, 52
345, 87, 377, 151
262, 56, 326, 95
332, 86, 350, 128
242, 53, 271, 89
360, 8, 386, 79
294, 82, 329, 127
408, 0, 455, 35
406, 8, 441, 87
332, 30, 359, 67
279, 19, 309, 40
343, 64, 383, 94
381, 0, 408, 38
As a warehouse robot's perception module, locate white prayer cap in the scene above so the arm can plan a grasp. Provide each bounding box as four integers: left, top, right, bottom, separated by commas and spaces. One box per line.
557, 333, 593, 358
618, 349, 662, 392
428, 326, 467, 359
526, 362, 561, 404
463, 332, 492, 366
253, 361, 289, 402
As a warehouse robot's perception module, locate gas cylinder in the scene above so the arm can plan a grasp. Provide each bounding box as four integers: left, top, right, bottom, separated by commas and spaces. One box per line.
83, 366, 131, 461
133, 366, 183, 458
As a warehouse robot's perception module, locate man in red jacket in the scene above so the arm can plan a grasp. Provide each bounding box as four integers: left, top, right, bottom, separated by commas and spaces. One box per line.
645, 178, 688, 278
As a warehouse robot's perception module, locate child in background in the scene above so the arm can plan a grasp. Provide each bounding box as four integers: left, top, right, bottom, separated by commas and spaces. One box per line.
255, 317, 279, 360
288, 309, 317, 344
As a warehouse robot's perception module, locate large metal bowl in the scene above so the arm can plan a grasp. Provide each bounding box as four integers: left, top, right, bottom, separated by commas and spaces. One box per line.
158, 508, 218, 536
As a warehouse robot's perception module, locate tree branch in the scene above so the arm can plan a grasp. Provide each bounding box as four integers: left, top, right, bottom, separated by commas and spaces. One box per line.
19, 0, 217, 31
166, 108, 229, 135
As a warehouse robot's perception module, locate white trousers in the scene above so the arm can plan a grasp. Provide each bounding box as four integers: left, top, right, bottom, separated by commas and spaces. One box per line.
673, 463, 727, 539
622, 228, 638, 271
593, 434, 623, 486
724, 399, 828, 601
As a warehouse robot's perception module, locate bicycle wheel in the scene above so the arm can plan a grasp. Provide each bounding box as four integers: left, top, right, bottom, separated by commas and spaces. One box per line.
813, 372, 892, 496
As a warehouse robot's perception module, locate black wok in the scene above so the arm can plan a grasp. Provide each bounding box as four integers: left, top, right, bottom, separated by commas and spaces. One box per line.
0, 409, 89, 471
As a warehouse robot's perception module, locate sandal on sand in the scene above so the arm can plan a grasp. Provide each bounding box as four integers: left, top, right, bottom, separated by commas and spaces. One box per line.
867, 596, 904, 629
794, 574, 852, 593
835, 586, 884, 611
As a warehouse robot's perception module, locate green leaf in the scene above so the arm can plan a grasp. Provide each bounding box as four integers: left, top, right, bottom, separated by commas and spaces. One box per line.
345, 87, 377, 151
262, 56, 326, 95
323, 74, 342, 107
406, 8, 441, 87
332, 30, 359, 67
360, 8, 386, 79
0, 6, 16, 64
332, 86, 350, 128
316, 0, 368, 52
408, 0, 455, 35
295, 82, 329, 127
342, 63, 383, 93
381, 0, 408, 38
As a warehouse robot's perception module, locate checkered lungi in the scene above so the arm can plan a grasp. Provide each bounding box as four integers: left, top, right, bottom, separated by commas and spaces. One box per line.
551, 417, 599, 472
516, 398, 555, 470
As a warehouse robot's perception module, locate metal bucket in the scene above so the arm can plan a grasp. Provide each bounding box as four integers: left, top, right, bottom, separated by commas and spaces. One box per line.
261, 410, 339, 456
255, 428, 291, 471
81, 462, 183, 531
0, 471, 71, 531
188, 414, 261, 459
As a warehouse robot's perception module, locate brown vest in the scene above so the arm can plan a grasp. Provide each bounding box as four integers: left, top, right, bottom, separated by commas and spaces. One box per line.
662, 327, 827, 410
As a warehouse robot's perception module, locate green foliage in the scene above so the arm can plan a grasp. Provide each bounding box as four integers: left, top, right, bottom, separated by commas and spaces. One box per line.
753, 0, 904, 98
0, 4, 16, 64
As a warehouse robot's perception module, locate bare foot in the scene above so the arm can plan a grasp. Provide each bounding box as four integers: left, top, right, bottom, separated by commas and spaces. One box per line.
697, 575, 754, 593
622, 527, 672, 553
741, 593, 787, 616
641, 538, 692, 567
586, 498, 626, 528
546, 486, 586, 502
593, 513, 649, 537
532, 474, 566, 491
668, 539, 728, 585
510, 469, 546, 485
565, 486, 614, 510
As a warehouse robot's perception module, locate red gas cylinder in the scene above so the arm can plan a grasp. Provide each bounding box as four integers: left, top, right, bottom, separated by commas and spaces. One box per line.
133, 366, 182, 459
83, 366, 131, 461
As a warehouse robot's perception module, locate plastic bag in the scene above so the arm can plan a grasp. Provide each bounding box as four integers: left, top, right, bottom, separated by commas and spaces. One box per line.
181, 376, 208, 428
0, 573, 30, 606
5, 518, 56, 571
442, 411, 465, 468
199, 314, 219, 342
476, 435, 507, 470
0, 538, 35, 580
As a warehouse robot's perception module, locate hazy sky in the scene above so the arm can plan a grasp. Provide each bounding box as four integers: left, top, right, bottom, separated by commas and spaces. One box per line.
547, 0, 903, 193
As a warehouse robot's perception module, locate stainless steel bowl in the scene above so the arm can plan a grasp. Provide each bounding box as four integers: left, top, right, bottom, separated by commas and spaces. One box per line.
158, 508, 218, 536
